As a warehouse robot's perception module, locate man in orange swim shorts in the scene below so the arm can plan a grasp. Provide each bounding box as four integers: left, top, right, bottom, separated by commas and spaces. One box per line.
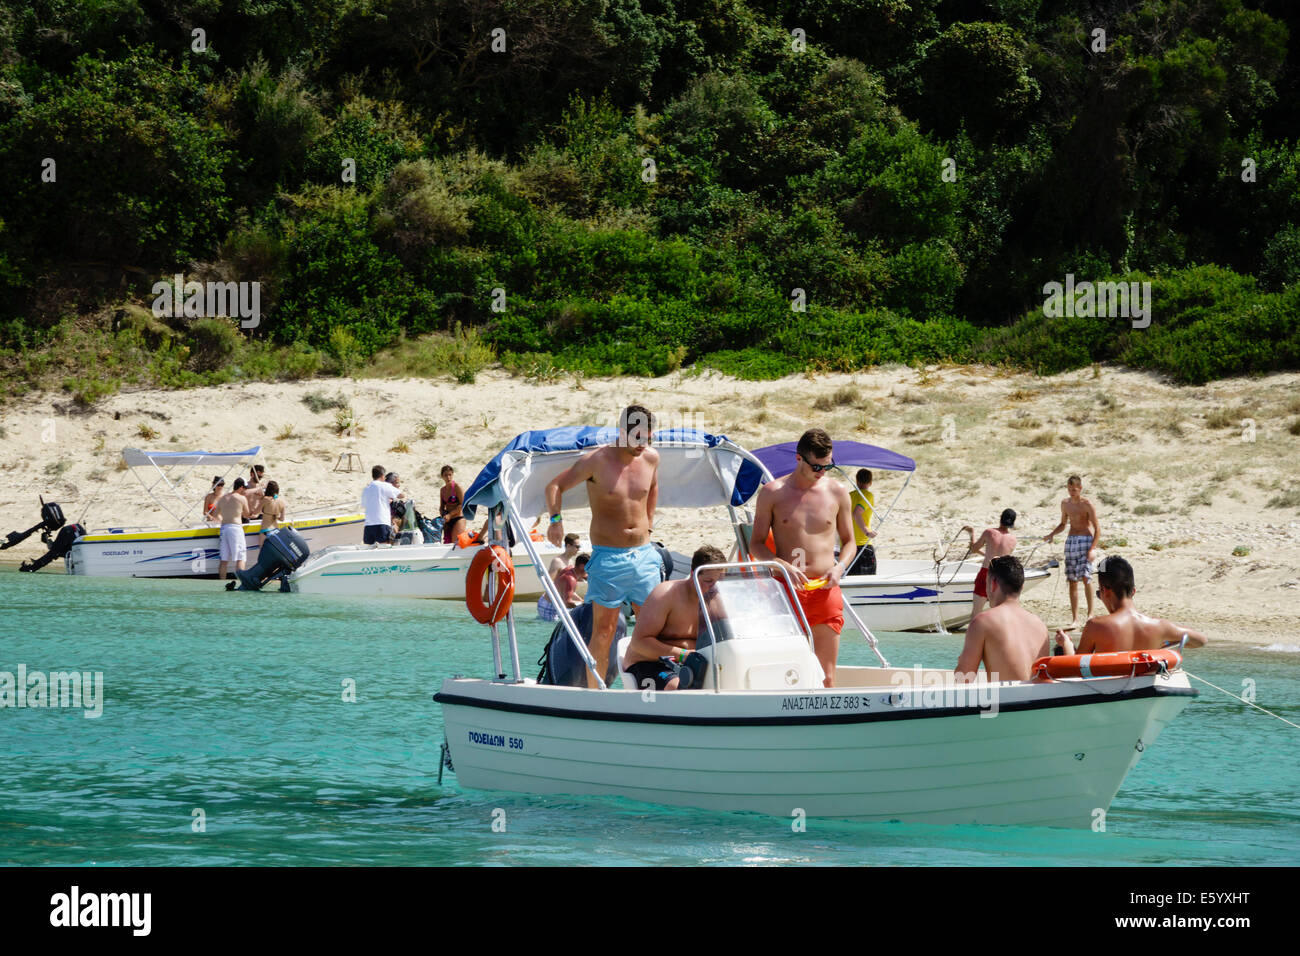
751, 428, 856, 686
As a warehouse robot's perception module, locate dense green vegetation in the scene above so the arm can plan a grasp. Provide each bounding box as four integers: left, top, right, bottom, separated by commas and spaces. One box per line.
1, 0, 1297, 399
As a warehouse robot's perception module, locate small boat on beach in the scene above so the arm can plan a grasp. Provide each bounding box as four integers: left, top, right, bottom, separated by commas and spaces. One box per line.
60, 447, 363, 577
748, 441, 1055, 632
434, 427, 1196, 828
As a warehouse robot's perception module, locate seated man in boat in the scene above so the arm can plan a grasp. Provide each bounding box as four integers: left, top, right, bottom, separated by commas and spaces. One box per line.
1055, 556, 1208, 654
538, 535, 582, 621
546, 404, 662, 690
750, 428, 856, 687
623, 545, 726, 691
954, 555, 1049, 683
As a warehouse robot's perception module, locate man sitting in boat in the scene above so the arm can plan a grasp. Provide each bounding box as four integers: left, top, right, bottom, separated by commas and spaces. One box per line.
750, 428, 856, 687
1055, 556, 1208, 654
954, 556, 1049, 683
622, 545, 726, 691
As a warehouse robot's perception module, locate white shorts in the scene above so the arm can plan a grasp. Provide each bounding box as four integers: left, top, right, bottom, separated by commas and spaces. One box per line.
219, 523, 247, 562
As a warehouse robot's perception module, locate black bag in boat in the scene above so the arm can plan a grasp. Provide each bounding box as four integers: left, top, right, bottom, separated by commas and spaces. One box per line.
537, 601, 625, 687
233, 526, 310, 591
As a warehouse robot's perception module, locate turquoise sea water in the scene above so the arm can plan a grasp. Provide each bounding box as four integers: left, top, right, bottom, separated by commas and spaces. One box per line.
2, 569, 1298, 866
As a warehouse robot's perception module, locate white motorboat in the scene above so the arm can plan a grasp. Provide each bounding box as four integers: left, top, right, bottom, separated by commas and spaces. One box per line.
434, 426, 1196, 828
287, 538, 558, 599
748, 440, 1056, 631
61, 447, 363, 577
840, 557, 1052, 632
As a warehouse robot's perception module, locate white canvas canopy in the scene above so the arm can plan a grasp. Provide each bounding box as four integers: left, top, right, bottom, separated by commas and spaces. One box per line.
113, 446, 263, 526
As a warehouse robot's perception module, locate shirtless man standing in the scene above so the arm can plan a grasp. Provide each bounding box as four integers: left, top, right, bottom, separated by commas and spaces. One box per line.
1055, 556, 1208, 655
962, 508, 1018, 619
954, 556, 1049, 682
216, 477, 252, 581
546, 404, 661, 689
623, 545, 726, 691
1044, 475, 1101, 628
751, 428, 856, 687
244, 465, 267, 517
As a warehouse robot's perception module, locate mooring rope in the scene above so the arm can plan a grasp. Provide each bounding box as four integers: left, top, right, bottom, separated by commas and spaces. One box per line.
1184, 671, 1300, 731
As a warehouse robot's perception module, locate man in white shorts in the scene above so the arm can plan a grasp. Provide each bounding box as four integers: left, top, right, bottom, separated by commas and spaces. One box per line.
216, 477, 252, 581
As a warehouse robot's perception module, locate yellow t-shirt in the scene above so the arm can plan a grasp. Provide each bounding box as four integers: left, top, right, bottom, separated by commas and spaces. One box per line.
850, 488, 875, 547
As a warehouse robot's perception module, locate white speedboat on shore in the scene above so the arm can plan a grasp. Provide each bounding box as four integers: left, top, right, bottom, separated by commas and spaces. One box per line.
434, 426, 1195, 828
58, 447, 362, 577
287, 538, 558, 599
748, 441, 1056, 632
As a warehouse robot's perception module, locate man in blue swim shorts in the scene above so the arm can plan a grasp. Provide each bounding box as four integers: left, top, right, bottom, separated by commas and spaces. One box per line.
546, 404, 661, 688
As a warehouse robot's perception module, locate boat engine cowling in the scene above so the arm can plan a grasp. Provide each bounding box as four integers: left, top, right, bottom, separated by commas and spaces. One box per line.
233, 527, 310, 591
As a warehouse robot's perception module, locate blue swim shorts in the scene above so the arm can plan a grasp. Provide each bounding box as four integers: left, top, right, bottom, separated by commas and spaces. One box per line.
586, 543, 663, 609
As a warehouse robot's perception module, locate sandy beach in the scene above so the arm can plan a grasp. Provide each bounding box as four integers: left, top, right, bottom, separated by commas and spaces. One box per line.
2, 364, 1297, 647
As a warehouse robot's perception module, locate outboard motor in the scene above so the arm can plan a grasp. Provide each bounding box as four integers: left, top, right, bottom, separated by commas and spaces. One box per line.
230, 527, 310, 591
5, 498, 82, 572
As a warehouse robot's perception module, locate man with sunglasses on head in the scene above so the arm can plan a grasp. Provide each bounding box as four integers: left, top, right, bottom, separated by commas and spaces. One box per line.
751, 428, 856, 687
1054, 555, 1208, 655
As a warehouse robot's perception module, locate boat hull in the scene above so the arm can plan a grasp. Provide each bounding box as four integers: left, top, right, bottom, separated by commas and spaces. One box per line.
841, 559, 1052, 632
436, 671, 1193, 827
288, 540, 556, 599
65, 514, 365, 577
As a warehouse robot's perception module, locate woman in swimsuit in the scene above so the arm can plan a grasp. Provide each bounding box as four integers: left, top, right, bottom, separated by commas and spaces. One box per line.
203, 476, 225, 523
439, 465, 467, 544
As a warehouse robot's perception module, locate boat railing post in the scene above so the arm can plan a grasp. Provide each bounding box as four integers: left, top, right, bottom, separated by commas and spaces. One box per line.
840, 599, 890, 668
497, 459, 606, 689
486, 507, 505, 680
499, 505, 524, 683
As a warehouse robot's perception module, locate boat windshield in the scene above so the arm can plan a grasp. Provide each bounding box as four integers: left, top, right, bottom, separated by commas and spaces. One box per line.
696, 566, 807, 648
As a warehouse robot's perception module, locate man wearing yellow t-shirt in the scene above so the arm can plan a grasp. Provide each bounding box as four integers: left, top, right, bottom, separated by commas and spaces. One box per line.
846, 468, 877, 576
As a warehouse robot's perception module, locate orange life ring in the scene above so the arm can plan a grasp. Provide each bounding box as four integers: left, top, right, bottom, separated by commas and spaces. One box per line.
1032, 648, 1182, 681
466, 544, 514, 625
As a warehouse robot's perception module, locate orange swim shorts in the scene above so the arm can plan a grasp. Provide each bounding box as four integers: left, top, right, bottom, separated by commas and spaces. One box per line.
792, 580, 844, 634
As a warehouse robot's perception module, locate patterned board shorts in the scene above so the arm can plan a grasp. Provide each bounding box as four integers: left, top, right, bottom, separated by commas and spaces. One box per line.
1065, 534, 1094, 582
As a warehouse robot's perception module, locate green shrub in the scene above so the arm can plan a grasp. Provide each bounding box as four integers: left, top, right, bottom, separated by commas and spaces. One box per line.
187, 319, 241, 373
363, 325, 495, 383
302, 390, 349, 413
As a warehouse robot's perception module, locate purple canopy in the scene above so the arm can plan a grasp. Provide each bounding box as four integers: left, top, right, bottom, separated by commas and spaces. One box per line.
751, 440, 916, 477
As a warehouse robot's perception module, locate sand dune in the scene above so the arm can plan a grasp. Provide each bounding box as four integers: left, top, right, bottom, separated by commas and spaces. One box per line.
2, 364, 1297, 647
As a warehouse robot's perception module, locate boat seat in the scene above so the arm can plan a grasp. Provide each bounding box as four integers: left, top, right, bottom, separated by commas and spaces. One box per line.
616, 635, 637, 690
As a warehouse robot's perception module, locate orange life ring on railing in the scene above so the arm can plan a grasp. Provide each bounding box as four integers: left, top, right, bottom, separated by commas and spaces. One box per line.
466, 544, 515, 625
1032, 648, 1182, 681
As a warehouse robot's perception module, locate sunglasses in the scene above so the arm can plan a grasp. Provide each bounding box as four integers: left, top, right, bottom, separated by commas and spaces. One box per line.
800, 456, 835, 473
